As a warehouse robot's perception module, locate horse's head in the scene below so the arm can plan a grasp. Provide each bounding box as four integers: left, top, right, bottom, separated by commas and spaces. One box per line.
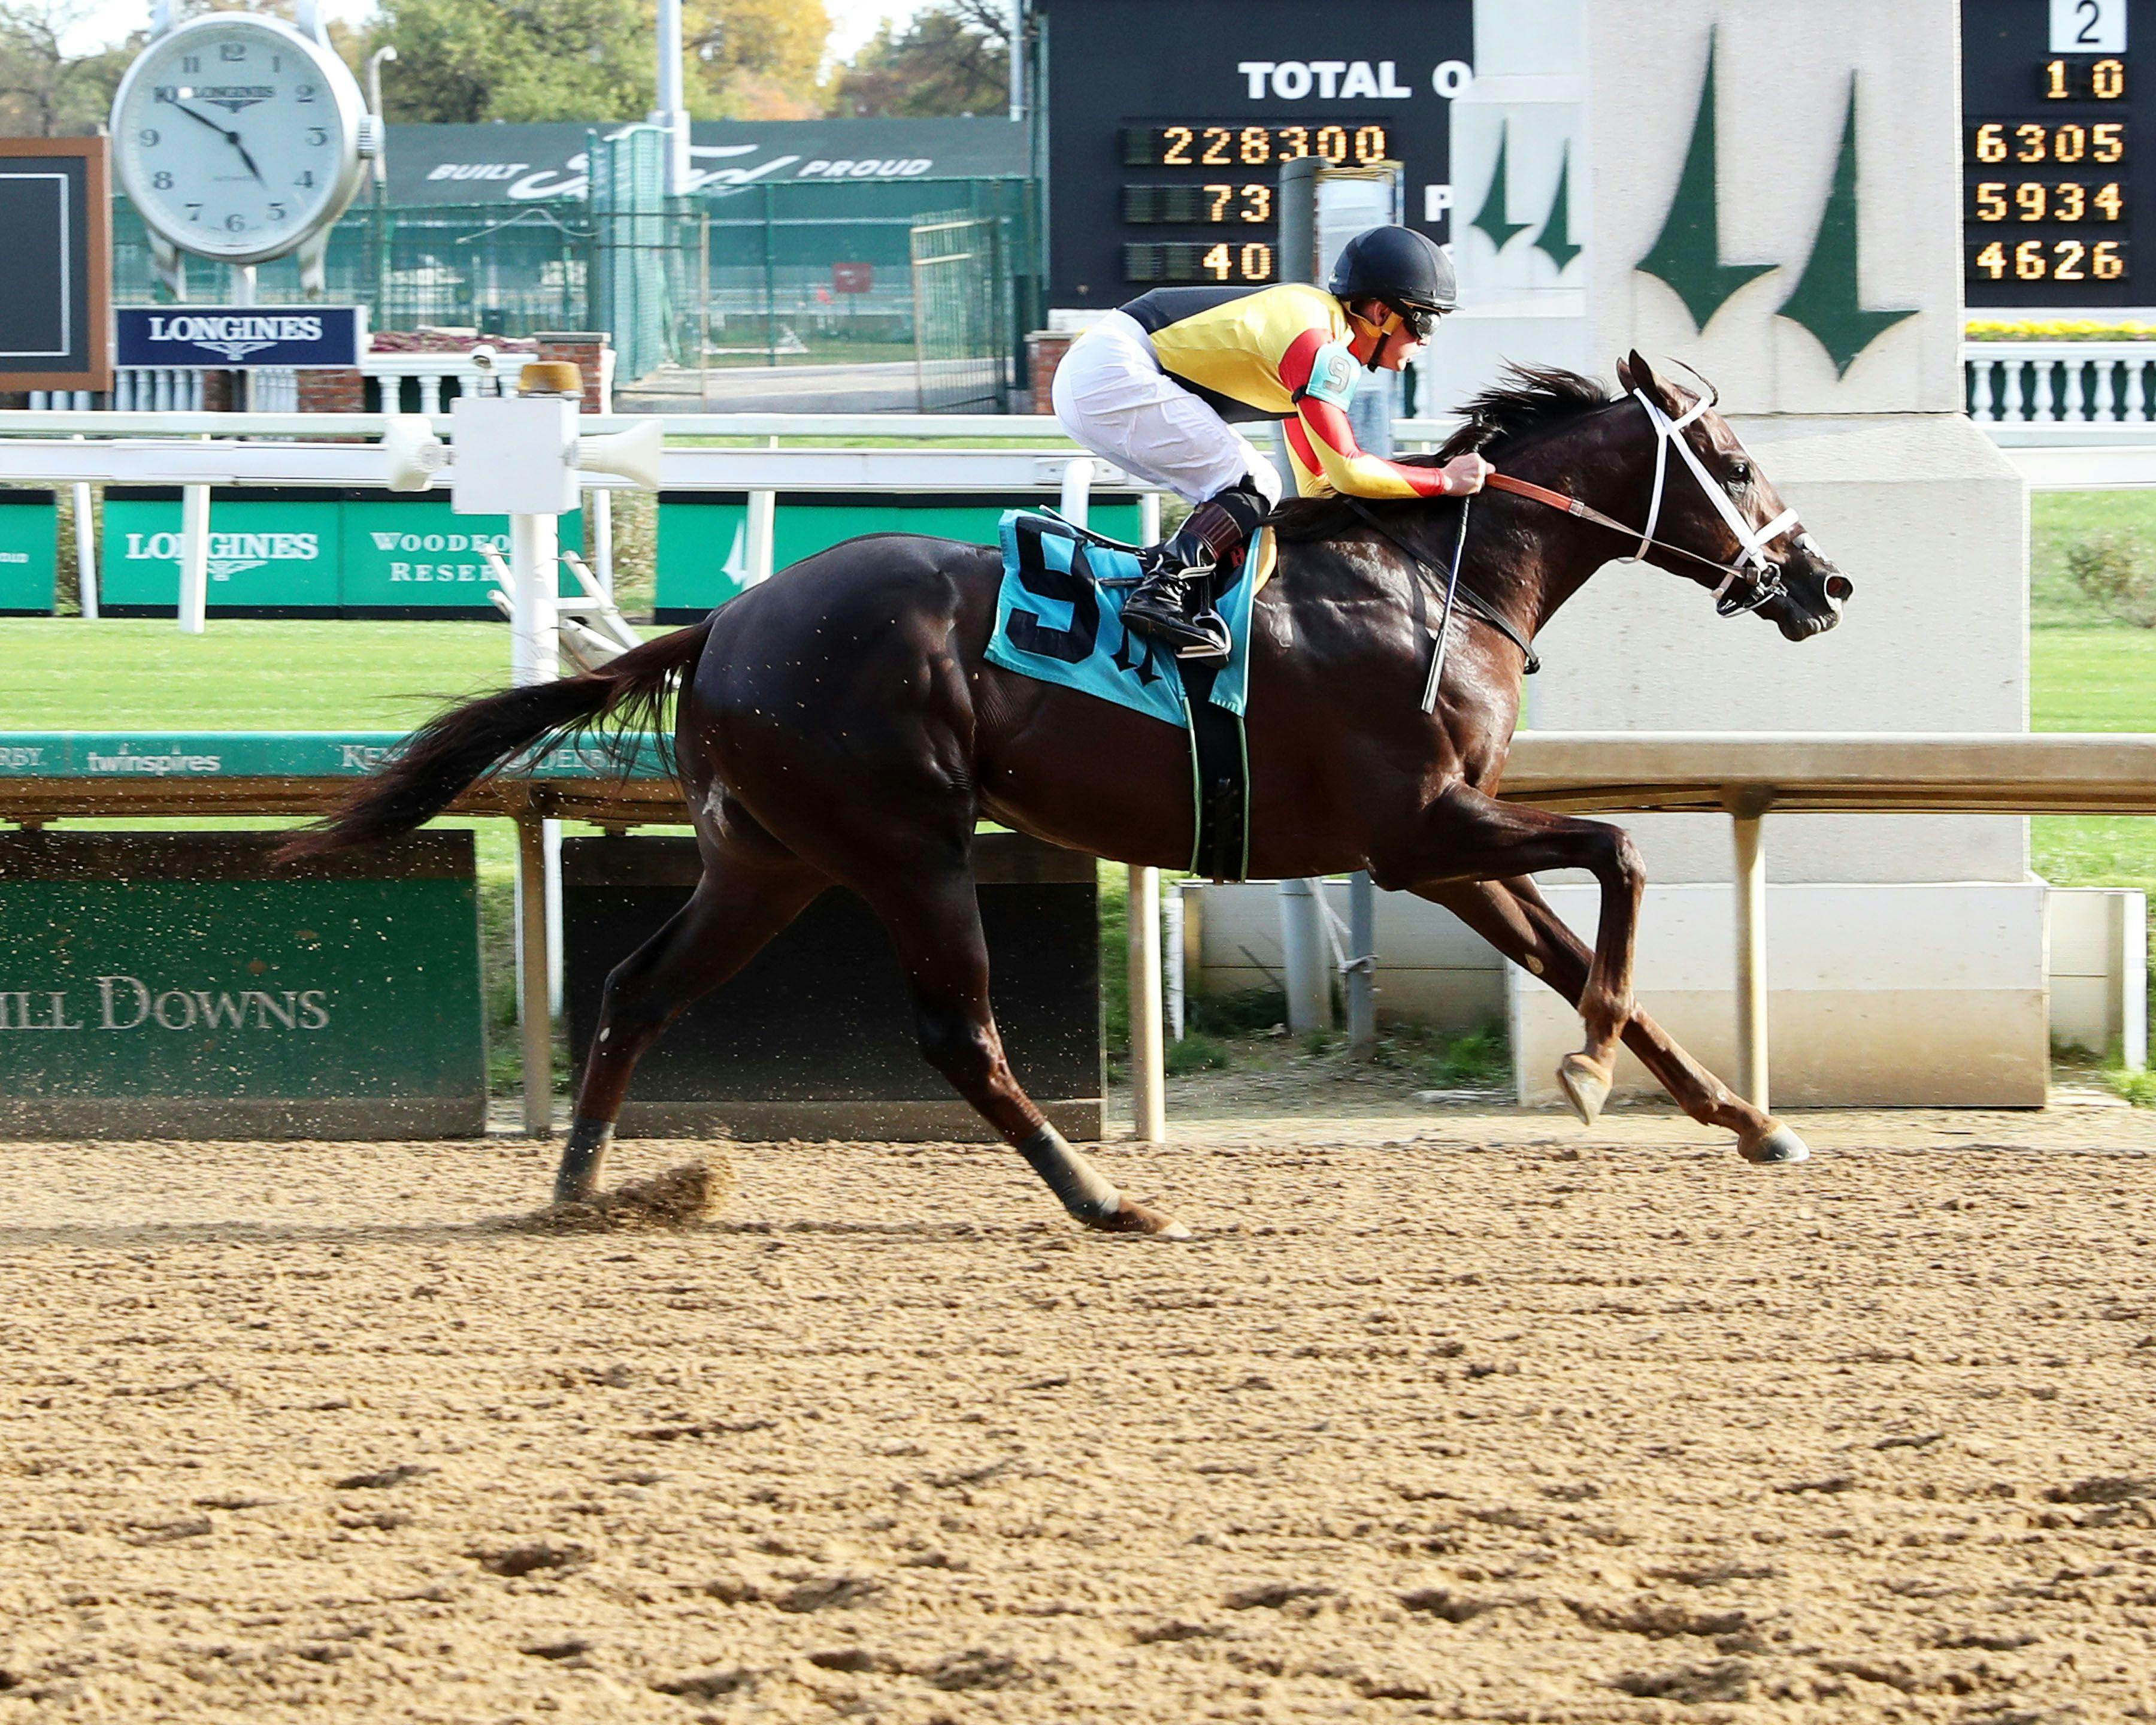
1614, 352, 1851, 643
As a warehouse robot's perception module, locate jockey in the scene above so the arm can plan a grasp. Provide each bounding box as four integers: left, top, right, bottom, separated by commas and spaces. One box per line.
1050, 224, 1495, 659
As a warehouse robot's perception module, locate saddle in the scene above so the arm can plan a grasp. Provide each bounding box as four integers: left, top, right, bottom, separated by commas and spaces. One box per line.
985, 511, 1273, 880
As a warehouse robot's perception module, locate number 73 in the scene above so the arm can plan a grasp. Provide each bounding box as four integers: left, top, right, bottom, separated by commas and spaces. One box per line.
1204, 183, 1274, 223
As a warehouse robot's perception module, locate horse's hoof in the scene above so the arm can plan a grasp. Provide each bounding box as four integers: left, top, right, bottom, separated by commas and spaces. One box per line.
1740, 1121, 1810, 1166
1557, 1052, 1613, 1125
1089, 1197, 1192, 1240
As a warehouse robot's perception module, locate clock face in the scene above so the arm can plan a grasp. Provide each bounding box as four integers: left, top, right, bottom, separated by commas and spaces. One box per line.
112, 16, 364, 264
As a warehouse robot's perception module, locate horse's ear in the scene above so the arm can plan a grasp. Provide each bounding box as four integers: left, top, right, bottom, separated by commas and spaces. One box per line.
1620, 349, 1688, 416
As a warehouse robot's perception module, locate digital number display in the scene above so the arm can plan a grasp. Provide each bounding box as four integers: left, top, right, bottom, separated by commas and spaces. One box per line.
1967, 178, 2127, 222
1116, 120, 1397, 284
1125, 241, 1279, 285
1041, 1, 1470, 307
1969, 236, 2128, 280
1963, 0, 2146, 304
2041, 55, 2127, 101
1123, 182, 1276, 225
1122, 123, 1393, 169
1967, 119, 2127, 163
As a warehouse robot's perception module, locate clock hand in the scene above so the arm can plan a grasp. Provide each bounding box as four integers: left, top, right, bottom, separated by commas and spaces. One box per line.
226, 128, 268, 186
169, 101, 268, 184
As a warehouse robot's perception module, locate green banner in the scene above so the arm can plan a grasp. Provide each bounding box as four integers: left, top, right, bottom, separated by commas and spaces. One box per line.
102, 489, 341, 612
97, 491, 584, 613
655, 494, 1146, 616
341, 498, 584, 610
0, 832, 485, 1138
0, 731, 671, 779
0, 491, 57, 615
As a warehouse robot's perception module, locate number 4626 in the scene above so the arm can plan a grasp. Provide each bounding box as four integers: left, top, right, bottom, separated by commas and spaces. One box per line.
1973, 237, 2127, 279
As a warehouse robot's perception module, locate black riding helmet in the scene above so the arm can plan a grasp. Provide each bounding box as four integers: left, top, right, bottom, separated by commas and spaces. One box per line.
1327, 225, 1456, 340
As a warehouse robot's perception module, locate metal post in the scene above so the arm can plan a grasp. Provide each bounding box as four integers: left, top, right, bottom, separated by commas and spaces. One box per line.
1346, 870, 1376, 1054
592, 487, 614, 598
1730, 803, 1769, 1111
71, 459, 96, 621
516, 812, 554, 1135
652, 0, 691, 196
231, 265, 255, 413
177, 483, 210, 634
1129, 864, 1165, 1143
1280, 876, 1333, 1033
508, 510, 566, 1028
744, 488, 776, 585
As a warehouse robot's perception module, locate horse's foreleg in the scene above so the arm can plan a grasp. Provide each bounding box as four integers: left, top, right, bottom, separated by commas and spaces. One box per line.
1392, 785, 1642, 1125
1419, 877, 1807, 1164
859, 867, 1189, 1239
555, 839, 826, 1203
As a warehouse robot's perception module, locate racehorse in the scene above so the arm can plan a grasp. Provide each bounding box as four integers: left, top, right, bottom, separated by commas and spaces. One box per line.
287, 352, 1851, 1237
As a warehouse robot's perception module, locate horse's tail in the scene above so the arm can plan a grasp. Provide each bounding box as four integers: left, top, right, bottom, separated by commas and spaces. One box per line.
277, 617, 714, 861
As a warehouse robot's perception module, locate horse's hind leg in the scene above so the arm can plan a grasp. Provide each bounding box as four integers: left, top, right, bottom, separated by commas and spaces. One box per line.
555, 835, 826, 1203
856, 866, 1190, 1239
1421, 877, 1808, 1166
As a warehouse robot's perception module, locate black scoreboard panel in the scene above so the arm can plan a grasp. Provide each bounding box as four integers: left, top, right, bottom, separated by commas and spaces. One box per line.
1963, 0, 2151, 307
1038, 0, 1473, 307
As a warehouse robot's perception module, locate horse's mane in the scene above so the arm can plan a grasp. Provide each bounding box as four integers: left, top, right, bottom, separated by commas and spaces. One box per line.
1269, 363, 1616, 543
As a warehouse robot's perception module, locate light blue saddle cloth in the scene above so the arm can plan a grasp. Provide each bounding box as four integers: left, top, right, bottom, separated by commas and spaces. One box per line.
983, 512, 1253, 728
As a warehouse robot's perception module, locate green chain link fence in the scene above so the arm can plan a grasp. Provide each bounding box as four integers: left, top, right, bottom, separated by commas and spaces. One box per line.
111, 174, 1042, 394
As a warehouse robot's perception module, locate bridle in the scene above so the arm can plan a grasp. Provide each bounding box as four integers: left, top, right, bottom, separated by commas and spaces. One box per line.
1487, 388, 1803, 619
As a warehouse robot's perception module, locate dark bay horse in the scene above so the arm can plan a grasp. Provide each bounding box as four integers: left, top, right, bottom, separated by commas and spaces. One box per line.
290, 352, 1851, 1236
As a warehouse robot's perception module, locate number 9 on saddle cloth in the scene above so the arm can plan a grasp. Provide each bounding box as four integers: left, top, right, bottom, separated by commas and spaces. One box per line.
986, 511, 1268, 882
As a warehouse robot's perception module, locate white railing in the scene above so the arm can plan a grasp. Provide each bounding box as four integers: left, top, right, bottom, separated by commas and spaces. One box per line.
361, 349, 505, 413
1966, 340, 2156, 432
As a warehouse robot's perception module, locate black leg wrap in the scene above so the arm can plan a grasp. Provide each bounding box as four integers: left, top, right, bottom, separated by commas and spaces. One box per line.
1015, 1124, 1122, 1224
555, 1116, 615, 1204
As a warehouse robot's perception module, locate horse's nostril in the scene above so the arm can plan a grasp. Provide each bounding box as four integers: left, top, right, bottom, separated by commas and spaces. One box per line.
1824, 573, 1853, 601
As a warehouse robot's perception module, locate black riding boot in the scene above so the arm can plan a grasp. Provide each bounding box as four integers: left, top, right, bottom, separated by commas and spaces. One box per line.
1123, 483, 1268, 661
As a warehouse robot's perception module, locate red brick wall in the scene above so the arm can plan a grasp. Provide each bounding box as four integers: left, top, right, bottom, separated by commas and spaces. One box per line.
534, 334, 613, 412
297, 369, 365, 413
1026, 332, 1073, 414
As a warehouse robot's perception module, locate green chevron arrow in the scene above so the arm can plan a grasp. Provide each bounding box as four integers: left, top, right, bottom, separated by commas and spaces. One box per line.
1634, 29, 1775, 330
1470, 122, 1534, 255
1533, 140, 1582, 274
1775, 77, 1919, 377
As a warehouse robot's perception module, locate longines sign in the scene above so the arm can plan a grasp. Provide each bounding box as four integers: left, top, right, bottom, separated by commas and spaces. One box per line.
114, 305, 364, 369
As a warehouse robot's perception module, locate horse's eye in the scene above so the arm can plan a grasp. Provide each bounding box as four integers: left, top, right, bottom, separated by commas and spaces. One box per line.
1728, 459, 1752, 485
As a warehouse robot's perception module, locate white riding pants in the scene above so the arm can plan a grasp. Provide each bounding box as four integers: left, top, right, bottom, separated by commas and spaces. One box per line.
1050, 311, 1284, 509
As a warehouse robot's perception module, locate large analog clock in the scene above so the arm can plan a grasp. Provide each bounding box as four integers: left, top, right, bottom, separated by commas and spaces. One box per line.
110, 11, 376, 270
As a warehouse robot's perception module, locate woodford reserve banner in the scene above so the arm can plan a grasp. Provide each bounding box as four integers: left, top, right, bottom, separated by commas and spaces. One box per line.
384, 117, 1025, 205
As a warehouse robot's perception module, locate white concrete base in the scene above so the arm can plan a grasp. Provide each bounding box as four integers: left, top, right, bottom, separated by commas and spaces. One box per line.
2048, 886, 2149, 1070
1511, 881, 2049, 1108
1179, 880, 1504, 1034
1182, 879, 2137, 1106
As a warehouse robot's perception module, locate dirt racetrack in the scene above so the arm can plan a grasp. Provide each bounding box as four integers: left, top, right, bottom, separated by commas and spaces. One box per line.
7, 1096, 2156, 1724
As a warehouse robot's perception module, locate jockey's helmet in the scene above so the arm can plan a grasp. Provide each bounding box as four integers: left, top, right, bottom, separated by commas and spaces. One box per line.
1328, 225, 1456, 339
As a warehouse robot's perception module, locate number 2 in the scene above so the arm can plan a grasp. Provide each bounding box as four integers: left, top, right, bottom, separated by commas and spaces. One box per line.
2076, 0, 2102, 45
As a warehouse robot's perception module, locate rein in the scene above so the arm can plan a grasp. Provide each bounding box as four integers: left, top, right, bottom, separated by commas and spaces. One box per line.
1483, 389, 1801, 619
1338, 495, 1542, 677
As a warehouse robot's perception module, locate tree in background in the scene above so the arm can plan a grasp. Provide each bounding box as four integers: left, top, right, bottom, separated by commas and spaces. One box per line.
685, 0, 829, 120
0, 0, 140, 135
825, 0, 1009, 119
367, 0, 827, 124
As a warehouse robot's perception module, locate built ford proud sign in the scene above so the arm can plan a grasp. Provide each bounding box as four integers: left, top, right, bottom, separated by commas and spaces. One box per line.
384, 117, 1023, 204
